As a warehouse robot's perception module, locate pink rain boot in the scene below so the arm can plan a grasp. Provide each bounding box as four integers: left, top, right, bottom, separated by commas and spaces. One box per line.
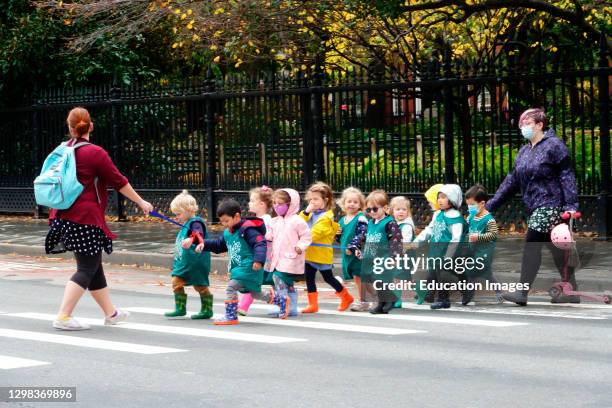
237, 293, 254, 316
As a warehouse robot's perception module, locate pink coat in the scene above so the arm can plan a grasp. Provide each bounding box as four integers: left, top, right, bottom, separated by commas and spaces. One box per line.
266, 188, 312, 275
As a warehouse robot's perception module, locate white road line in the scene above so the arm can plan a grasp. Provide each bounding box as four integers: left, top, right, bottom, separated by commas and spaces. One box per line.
4, 313, 306, 344
0, 355, 51, 370
123, 307, 425, 335
0, 328, 185, 355
243, 304, 528, 327
522, 301, 612, 310
395, 302, 607, 320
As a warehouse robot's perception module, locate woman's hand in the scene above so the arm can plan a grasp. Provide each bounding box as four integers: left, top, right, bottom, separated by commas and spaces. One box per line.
252, 262, 262, 270
195, 243, 204, 253
138, 199, 153, 215
469, 233, 479, 242
354, 249, 362, 259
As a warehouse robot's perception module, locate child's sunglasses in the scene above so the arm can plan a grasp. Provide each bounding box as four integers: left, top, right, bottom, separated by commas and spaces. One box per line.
365, 207, 379, 213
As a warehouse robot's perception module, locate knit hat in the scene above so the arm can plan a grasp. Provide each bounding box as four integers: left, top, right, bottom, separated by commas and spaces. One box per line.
424, 184, 444, 210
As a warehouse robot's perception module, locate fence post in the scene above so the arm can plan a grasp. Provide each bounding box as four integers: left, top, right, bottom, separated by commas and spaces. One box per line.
204, 68, 217, 222
597, 33, 610, 240
31, 89, 44, 218
311, 53, 326, 182
442, 46, 456, 184
110, 77, 126, 221
301, 72, 314, 188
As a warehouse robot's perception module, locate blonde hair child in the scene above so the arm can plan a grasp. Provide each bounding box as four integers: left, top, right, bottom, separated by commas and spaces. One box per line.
337, 187, 372, 312
300, 182, 354, 313
165, 190, 212, 319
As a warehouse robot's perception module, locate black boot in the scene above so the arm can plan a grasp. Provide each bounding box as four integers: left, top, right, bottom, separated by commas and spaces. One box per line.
502, 290, 528, 306
461, 289, 475, 306
381, 291, 397, 313
369, 302, 386, 314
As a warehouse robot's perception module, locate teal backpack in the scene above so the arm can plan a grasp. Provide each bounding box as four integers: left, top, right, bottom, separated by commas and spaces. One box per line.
34, 140, 90, 209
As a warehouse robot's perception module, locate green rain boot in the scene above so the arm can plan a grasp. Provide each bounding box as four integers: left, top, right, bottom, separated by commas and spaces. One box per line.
165, 293, 187, 318
393, 289, 403, 308
415, 282, 428, 305
191, 292, 214, 319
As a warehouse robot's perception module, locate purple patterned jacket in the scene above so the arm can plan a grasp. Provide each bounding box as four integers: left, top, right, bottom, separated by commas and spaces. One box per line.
486, 128, 579, 215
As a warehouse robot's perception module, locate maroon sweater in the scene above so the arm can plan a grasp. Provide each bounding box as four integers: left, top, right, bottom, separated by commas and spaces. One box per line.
49, 138, 129, 239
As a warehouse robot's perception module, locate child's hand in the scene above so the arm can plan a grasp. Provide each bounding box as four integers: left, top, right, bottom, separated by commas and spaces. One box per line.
294, 246, 302, 255
469, 233, 478, 242
337, 226, 343, 235
405, 242, 417, 250
181, 238, 194, 249
305, 203, 316, 213
354, 249, 362, 259
195, 243, 204, 253
345, 249, 352, 256
252, 262, 262, 270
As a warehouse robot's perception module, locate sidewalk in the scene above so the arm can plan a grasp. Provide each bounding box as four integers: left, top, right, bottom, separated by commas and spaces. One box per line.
1, 216, 611, 292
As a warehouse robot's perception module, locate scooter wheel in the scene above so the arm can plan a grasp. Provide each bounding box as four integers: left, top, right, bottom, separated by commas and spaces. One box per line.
603, 295, 611, 305
549, 286, 562, 299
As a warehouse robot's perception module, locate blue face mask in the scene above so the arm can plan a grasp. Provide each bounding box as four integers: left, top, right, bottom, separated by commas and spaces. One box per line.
467, 204, 479, 216
521, 126, 535, 140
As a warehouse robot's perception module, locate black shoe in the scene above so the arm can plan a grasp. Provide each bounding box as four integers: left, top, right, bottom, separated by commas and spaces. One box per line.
369, 303, 386, 314
430, 300, 451, 310
381, 301, 395, 314
502, 291, 528, 306
461, 290, 475, 306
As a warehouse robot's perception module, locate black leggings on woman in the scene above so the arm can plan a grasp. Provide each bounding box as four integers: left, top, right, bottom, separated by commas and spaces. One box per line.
70, 252, 108, 291
305, 263, 343, 293
520, 228, 575, 287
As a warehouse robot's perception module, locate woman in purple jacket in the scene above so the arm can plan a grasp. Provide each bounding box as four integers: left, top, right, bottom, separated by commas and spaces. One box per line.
486, 108, 580, 305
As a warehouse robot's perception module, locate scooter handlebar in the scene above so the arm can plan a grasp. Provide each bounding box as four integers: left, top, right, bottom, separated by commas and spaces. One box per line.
561, 211, 582, 220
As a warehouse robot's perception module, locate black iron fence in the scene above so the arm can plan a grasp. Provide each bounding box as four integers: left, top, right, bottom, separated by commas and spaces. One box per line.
1, 43, 610, 235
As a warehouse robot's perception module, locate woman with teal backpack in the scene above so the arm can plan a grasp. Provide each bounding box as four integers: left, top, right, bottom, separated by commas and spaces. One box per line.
164, 190, 213, 320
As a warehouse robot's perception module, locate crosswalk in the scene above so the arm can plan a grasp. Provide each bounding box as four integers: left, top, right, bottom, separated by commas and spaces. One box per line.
1, 299, 609, 372
0, 355, 50, 370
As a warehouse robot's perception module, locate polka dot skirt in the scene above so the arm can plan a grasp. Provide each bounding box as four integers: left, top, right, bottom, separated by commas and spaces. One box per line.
45, 219, 113, 255
527, 206, 564, 234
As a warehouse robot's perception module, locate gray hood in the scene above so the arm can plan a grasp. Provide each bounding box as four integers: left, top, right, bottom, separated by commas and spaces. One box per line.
439, 184, 463, 209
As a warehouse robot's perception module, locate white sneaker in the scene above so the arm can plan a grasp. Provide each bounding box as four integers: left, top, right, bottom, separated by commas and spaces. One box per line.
104, 309, 130, 325
53, 316, 91, 331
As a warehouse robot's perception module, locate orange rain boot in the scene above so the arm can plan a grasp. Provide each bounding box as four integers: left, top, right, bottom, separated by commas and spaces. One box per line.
301, 292, 319, 314
214, 300, 239, 325
336, 287, 354, 311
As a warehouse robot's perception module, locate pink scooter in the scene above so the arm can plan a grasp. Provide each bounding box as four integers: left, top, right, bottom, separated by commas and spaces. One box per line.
548, 211, 611, 304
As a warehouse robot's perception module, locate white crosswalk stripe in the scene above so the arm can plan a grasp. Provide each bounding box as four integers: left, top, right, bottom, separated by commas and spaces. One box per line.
123, 307, 426, 335
395, 302, 608, 320
4, 313, 306, 344
0, 328, 185, 354
0, 355, 51, 370
243, 304, 529, 327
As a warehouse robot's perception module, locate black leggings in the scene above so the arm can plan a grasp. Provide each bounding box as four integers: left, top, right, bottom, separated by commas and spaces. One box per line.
305, 263, 343, 293
520, 228, 575, 287
71, 252, 108, 291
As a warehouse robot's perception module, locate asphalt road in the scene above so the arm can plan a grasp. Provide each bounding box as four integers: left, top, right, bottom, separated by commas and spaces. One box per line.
1, 254, 611, 408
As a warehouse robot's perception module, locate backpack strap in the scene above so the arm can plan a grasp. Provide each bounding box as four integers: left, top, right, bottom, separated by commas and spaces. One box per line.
73, 142, 91, 149
68, 139, 98, 202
